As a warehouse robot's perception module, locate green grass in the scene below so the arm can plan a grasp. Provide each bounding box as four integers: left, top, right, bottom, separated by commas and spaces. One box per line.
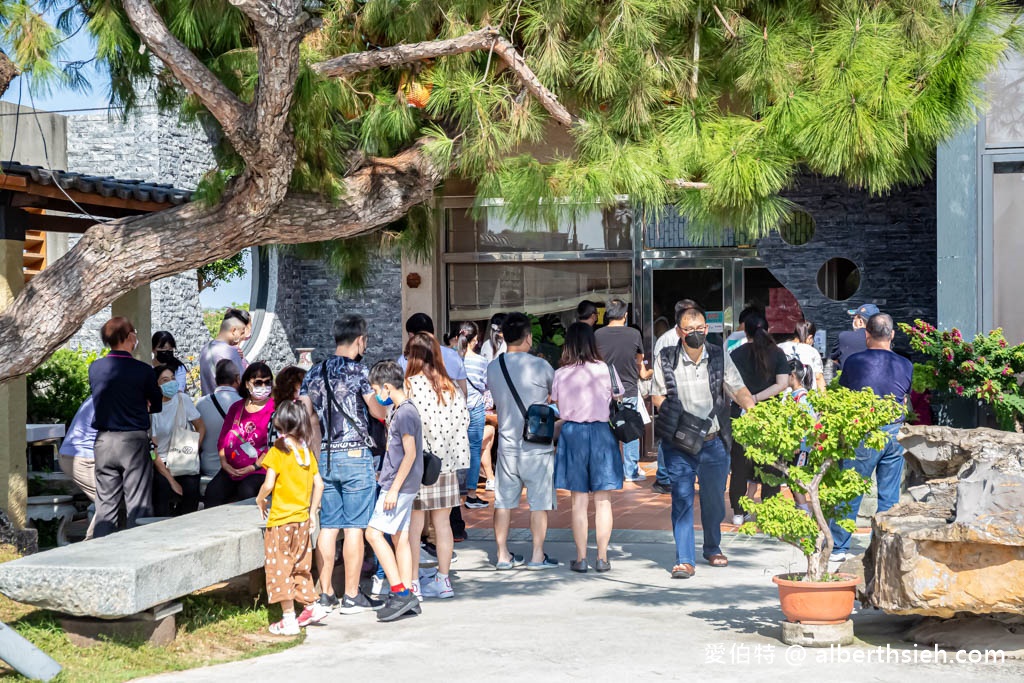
0, 546, 303, 682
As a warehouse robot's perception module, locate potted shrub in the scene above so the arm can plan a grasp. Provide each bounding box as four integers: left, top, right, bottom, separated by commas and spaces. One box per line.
899, 320, 1024, 430
731, 386, 904, 625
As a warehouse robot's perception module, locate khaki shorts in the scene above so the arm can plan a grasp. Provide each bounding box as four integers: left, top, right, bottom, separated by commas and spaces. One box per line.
494, 450, 557, 511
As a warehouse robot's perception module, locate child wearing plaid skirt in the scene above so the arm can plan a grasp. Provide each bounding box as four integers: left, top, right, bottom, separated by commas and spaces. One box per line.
256, 400, 326, 635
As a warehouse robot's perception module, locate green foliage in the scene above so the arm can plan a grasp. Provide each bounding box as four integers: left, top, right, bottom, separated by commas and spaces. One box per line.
26, 348, 100, 427
5, 0, 1020, 277
900, 319, 1024, 429
732, 385, 904, 580
198, 252, 248, 292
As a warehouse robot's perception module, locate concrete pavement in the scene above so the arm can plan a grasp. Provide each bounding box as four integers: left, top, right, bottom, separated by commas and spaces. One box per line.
139, 530, 1024, 683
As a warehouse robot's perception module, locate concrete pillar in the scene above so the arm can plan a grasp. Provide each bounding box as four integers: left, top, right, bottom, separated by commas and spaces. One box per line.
0, 209, 27, 527
112, 285, 152, 362
401, 256, 437, 331
936, 124, 982, 337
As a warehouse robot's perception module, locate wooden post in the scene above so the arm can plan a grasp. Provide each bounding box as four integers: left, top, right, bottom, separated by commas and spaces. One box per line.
0, 207, 28, 527
112, 285, 153, 362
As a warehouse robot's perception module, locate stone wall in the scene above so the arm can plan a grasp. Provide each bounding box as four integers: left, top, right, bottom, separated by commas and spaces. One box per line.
273, 253, 404, 368
65, 107, 216, 359
764, 175, 938, 353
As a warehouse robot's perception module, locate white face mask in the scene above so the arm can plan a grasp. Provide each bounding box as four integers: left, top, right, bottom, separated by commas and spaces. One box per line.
251, 385, 272, 400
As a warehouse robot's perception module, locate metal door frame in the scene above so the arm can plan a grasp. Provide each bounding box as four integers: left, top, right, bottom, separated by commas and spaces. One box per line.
638, 252, 767, 357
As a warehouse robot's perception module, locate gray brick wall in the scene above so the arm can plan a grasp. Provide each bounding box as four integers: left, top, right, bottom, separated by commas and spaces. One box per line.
274, 253, 404, 367
764, 175, 937, 353
65, 107, 216, 358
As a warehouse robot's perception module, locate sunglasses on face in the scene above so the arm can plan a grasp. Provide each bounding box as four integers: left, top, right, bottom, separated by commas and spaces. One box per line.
250, 379, 272, 387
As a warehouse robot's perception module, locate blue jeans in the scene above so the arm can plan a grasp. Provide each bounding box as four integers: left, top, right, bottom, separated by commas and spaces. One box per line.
621, 396, 642, 479
464, 404, 486, 495
656, 442, 671, 485
829, 423, 905, 553
662, 437, 730, 566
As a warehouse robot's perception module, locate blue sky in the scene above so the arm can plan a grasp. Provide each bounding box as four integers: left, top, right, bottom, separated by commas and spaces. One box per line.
2, 14, 251, 310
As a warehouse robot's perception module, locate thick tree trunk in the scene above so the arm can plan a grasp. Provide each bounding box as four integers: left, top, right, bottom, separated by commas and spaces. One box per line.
0, 51, 20, 97
0, 144, 444, 382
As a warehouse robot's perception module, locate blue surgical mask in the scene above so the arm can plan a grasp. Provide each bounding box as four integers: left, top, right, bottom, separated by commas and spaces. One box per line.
376, 393, 393, 406
161, 381, 179, 398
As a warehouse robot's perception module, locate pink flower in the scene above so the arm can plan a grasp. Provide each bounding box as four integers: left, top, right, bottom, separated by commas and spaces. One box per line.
955, 385, 965, 396
814, 422, 823, 430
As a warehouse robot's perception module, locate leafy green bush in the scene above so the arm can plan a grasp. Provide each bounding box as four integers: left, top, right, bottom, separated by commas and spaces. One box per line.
732, 386, 904, 581
26, 348, 100, 427
900, 320, 1024, 429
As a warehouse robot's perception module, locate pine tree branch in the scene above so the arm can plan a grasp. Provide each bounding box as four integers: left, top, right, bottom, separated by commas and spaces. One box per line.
713, 5, 737, 39
312, 26, 576, 127
121, 1, 247, 150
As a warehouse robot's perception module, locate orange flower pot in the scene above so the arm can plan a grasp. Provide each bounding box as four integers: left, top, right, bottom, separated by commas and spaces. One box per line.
772, 573, 859, 625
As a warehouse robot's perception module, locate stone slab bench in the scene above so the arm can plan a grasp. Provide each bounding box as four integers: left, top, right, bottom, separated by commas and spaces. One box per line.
0, 502, 264, 619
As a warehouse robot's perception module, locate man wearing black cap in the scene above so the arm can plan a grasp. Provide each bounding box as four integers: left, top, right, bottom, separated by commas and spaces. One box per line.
831, 303, 879, 371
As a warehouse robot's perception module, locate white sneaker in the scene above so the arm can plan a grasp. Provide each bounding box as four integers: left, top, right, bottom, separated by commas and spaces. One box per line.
829, 552, 850, 563
420, 574, 454, 599
731, 514, 744, 526
269, 617, 300, 635
411, 580, 423, 602
371, 575, 388, 598
419, 567, 437, 582
485, 479, 495, 491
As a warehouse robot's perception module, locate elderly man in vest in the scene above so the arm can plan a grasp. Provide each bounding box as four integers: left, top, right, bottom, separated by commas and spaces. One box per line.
651, 305, 755, 579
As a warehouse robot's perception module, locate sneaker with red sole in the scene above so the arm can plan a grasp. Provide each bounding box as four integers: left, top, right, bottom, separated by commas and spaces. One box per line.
297, 602, 328, 627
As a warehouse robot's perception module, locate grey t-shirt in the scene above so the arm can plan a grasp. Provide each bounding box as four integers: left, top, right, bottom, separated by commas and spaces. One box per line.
595, 325, 644, 396
199, 340, 242, 396
379, 400, 423, 495
486, 352, 555, 458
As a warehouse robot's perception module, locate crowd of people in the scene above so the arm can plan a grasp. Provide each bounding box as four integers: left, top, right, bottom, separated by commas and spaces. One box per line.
58, 295, 911, 631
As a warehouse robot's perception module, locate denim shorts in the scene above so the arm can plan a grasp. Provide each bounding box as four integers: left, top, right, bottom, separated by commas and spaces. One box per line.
318, 448, 376, 529
554, 421, 624, 493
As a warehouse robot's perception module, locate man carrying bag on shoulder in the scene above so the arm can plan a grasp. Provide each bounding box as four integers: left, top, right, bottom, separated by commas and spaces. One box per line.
651, 305, 755, 580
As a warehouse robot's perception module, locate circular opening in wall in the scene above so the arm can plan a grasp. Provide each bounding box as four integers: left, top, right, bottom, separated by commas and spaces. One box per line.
816, 257, 861, 301
779, 210, 815, 246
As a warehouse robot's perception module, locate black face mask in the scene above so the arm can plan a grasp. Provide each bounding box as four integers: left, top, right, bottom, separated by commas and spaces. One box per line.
683, 331, 707, 350
155, 350, 176, 364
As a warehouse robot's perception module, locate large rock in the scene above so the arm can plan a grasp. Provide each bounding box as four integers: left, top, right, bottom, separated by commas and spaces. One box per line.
862, 426, 1024, 617
0, 503, 265, 618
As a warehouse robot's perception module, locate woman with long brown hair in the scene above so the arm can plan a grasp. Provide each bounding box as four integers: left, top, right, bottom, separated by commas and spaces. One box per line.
404, 332, 470, 601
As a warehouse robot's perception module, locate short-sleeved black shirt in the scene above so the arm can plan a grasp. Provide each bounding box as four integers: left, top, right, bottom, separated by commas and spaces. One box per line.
595, 325, 644, 396
89, 351, 163, 432
730, 344, 790, 396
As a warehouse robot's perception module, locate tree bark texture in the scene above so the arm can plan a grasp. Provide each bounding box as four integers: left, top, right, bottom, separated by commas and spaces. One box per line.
0, 144, 444, 381
0, 51, 19, 98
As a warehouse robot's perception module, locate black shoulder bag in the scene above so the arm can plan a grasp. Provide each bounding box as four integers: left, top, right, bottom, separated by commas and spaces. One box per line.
607, 364, 644, 443
654, 343, 725, 456
499, 355, 557, 445
402, 400, 442, 486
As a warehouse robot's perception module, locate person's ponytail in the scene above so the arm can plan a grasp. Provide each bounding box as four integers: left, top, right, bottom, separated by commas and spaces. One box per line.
744, 311, 779, 380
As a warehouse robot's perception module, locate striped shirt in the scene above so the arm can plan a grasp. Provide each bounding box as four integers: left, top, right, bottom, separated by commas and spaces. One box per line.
463, 351, 488, 410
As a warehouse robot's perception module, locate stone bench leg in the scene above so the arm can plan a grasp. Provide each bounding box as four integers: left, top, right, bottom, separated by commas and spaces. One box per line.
59, 602, 183, 648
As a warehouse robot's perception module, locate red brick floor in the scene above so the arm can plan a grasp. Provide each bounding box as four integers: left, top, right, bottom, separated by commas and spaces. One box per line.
462, 460, 871, 533
464, 462, 684, 532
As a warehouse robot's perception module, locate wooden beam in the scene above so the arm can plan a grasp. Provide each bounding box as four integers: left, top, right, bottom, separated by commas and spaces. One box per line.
9, 194, 150, 219
22, 213, 98, 234
1, 173, 178, 213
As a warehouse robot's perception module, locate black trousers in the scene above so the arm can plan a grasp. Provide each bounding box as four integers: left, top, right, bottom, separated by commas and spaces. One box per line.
729, 440, 780, 514
152, 473, 201, 516
204, 470, 266, 507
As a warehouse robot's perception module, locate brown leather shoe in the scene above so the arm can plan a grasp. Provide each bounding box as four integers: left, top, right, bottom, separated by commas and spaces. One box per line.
706, 553, 729, 567
671, 563, 695, 579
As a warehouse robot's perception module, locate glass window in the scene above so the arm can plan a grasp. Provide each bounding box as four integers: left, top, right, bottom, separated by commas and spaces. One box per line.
993, 166, 1024, 344
447, 261, 632, 321
986, 50, 1024, 146
446, 205, 632, 253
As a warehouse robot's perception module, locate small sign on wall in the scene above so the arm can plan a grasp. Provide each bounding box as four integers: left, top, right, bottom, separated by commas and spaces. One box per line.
706, 311, 725, 333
